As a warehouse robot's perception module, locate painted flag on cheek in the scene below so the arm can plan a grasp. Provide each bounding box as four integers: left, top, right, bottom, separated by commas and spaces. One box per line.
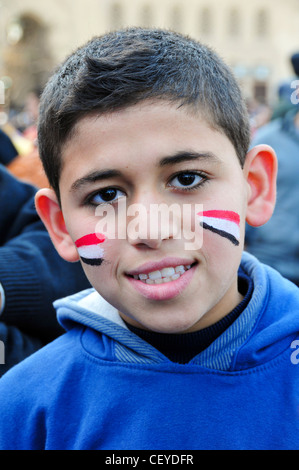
75, 233, 106, 266
197, 210, 240, 246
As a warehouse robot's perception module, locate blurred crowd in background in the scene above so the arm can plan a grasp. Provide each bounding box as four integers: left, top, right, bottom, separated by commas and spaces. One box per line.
1, 47, 299, 284
0, 4, 299, 374
0, 87, 48, 188
1, 1, 299, 190
0, 4, 299, 289
1, 51, 299, 189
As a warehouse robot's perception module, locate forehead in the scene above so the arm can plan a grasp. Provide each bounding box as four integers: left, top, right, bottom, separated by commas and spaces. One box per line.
60, 101, 237, 184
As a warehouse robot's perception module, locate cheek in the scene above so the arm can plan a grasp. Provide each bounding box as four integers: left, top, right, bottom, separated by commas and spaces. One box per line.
81, 239, 122, 291
76, 236, 122, 286
197, 210, 241, 247
198, 234, 243, 303
195, 209, 243, 274
75, 233, 106, 267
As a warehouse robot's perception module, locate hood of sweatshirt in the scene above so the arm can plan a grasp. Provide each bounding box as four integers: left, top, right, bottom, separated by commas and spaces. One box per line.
54, 251, 299, 372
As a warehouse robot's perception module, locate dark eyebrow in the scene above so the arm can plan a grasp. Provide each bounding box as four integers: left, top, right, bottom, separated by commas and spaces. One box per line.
70, 169, 123, 192
159, 151, 220, 167
70, 151, 220, 192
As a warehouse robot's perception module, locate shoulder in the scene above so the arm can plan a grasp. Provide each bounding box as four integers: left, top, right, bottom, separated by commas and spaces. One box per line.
0, 327, 82, 400
242, 251, 299, 322
0, 328, 84, 449
236, 252, 299, 369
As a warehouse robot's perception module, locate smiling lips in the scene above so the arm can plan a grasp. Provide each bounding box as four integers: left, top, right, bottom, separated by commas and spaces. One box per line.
126, 257, 197, 300
132, 264, 192, 284
126, 262, 197, 301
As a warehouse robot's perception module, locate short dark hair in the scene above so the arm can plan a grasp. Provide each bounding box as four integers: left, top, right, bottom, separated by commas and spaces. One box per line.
38, 27, 250, 199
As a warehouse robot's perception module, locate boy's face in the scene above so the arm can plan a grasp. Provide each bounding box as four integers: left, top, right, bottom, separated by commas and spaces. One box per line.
58, 101, 250, 333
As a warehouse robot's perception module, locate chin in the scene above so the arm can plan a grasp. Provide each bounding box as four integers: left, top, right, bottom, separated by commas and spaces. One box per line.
141, 316, 204, 335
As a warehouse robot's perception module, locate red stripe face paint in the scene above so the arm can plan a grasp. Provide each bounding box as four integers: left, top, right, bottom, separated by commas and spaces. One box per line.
75, 233, 106, 266
197, 210, 240, 246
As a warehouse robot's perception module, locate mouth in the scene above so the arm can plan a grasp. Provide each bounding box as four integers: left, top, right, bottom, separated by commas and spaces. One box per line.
126, 262, 197, 284
126, 260, 198, 301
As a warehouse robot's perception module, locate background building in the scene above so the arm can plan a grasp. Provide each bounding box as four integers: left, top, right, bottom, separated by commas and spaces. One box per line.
0, 0, 299, 111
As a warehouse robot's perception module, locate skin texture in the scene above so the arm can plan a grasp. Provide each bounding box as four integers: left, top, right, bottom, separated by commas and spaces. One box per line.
35, 101, 277, 334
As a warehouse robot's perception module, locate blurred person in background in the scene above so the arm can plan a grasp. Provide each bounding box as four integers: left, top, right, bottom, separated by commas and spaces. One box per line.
245, 52, 299, 286
2, 89, 48, 187
248, 98, 272, 139
271, 79, 296, 120
271, 52, 299, 120
22, 89, 40, 143
0, 128, 18, 166
0, 163, 90, 375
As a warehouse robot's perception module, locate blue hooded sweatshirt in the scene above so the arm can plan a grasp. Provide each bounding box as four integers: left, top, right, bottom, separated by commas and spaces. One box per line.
0, 252, 298, 450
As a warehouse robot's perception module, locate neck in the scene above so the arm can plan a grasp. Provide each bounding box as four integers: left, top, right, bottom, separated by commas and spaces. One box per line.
125, 271, 253, 364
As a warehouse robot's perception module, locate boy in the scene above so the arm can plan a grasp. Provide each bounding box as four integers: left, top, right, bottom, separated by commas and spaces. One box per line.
0, 27, 298, 450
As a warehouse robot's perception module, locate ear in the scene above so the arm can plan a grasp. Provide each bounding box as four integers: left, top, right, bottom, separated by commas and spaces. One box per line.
35, 188, 80, 263
244, 144, 277, 227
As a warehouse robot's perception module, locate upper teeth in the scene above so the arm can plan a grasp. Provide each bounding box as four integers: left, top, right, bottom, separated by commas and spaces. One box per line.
133, 265, 192, 284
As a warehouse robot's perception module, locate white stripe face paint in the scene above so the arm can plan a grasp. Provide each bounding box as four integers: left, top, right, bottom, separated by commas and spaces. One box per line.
197, 210, 240, 246
75, 233, 106, 266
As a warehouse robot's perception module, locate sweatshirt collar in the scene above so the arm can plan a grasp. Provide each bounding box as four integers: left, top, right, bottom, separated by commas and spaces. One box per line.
55, 252, 269, 370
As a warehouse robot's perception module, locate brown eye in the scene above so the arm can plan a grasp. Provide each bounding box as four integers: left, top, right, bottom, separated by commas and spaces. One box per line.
100, 188, 118, 201
177, 174, 197, 186
169, 172, 204, 189
89, 188, 126, 205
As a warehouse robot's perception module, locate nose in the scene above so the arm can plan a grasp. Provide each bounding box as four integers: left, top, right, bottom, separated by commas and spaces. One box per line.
126, 200, 182, 249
